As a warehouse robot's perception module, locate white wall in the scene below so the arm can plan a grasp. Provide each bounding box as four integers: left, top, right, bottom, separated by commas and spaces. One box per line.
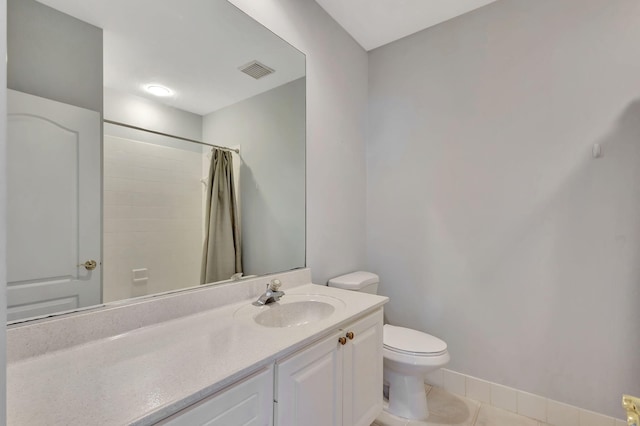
368, 0, 640, 418
0, 0, 8, 419
203, 78, 305, 278
102, 135, 204, 302
228, 0, 369, 285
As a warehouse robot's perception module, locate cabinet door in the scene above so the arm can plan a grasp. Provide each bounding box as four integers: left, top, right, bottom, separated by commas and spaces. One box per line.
275, 331, 344, 426
342, 309, 384, 426
158, 365, 273, 426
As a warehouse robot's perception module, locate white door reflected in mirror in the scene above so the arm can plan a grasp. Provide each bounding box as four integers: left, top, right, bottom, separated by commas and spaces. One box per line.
7, 90, 101, 321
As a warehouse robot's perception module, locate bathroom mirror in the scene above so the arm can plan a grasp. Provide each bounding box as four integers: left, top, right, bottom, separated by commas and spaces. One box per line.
6, 0, 306, 322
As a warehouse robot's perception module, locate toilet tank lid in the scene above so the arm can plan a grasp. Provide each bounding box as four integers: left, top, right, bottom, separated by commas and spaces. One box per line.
328, 271, 379, 289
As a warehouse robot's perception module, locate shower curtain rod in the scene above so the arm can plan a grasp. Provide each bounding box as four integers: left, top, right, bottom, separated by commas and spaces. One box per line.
104, 119, 240, 154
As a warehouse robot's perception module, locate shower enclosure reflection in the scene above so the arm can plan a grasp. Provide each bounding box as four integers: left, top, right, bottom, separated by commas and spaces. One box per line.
102, 125, 240, 302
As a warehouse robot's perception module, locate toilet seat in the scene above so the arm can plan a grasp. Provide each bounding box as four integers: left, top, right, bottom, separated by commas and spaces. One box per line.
383, 324, 447, 357
384, 345, 448, 357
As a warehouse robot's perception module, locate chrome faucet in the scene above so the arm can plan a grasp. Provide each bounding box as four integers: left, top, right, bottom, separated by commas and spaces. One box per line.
253, 279, 285, 306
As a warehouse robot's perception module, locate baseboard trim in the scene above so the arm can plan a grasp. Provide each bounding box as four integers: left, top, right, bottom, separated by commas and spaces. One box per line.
424, 368, 626, 426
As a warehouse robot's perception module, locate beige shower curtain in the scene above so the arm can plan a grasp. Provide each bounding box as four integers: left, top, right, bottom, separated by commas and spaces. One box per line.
201, 149, 242, 284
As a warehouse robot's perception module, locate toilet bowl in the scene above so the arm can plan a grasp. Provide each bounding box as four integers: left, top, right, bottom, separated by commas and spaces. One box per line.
327, 271, 450, 421
383, 324, 450, 420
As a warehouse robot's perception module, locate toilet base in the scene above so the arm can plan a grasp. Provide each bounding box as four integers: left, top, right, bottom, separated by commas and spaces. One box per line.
385, 369, 429, 420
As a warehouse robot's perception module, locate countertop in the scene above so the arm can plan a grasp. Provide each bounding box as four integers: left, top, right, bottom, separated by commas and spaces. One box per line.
7, 284, 387, 425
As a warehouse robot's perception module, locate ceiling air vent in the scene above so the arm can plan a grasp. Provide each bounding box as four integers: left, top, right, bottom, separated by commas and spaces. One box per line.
239, 60, 275, 79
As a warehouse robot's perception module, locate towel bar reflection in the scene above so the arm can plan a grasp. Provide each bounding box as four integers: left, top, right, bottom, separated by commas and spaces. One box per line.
104, 119, 240, 153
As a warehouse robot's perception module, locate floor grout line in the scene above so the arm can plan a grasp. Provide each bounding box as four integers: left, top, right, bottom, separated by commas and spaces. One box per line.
470, 402, 482, 426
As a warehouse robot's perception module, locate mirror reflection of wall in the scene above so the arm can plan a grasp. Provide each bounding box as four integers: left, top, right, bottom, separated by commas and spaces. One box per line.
6, 0, 305, 322
203, 78, 306, 280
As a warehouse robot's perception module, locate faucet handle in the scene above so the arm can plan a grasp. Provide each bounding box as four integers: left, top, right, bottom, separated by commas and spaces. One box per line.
269, 279, 282, 291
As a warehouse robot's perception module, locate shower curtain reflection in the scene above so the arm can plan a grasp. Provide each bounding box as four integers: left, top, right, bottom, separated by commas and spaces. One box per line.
201, 149, 242, 283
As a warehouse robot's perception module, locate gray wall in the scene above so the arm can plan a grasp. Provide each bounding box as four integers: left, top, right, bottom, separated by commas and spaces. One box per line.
0, 0, 7, 420
7, 0, 102, 113
203, 78, 305, 277
229, 0, 369, 285
368, 0, 640, 418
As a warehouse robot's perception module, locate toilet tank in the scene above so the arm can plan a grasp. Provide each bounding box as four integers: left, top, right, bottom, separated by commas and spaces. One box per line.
328, 271, 379, 294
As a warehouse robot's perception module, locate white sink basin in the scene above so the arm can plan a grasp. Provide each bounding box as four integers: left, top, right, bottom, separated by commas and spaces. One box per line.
234, 294, 345, 328
254, 301, 334, 327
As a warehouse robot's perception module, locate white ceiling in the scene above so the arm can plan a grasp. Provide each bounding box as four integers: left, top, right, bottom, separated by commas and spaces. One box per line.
36, 0, 305, 115
315, 0, 499, 51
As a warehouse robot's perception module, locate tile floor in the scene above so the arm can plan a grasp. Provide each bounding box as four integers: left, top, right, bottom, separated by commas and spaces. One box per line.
373, 385, 550, 426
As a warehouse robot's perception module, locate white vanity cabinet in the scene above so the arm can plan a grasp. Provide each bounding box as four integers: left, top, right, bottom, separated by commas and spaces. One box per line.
341, 309, 385, 426
157, 365, 274, 426
275, 309, 383, 426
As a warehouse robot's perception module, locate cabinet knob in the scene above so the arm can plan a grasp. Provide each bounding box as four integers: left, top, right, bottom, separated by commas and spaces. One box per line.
338, 337, 347, 345
346, 331, 354, 340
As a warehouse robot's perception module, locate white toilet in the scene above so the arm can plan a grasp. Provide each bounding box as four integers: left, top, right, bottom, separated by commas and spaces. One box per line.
328, 271, 450, 421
